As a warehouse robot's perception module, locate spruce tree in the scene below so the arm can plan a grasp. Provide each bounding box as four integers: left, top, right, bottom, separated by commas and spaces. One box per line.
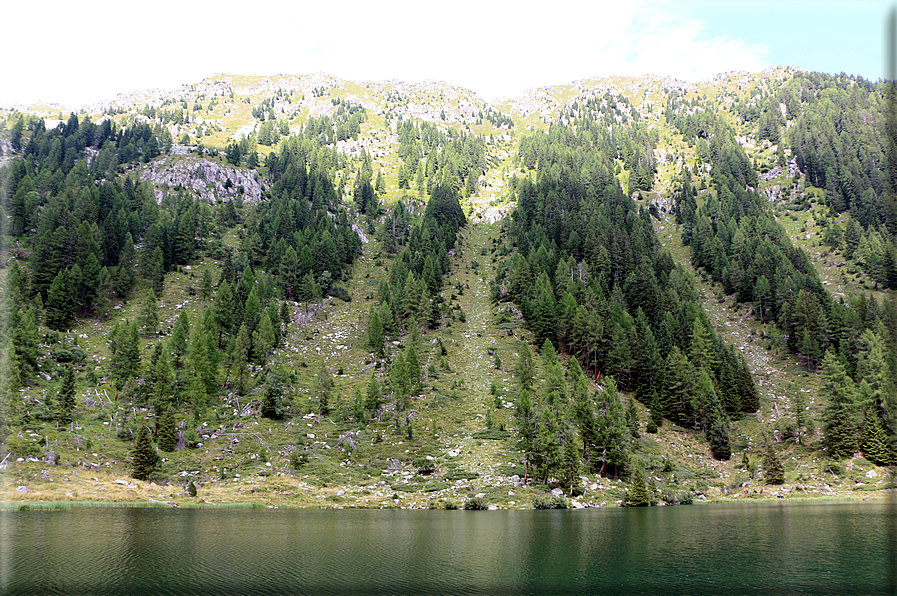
131, 425, 156, 480
820, 350, 859, 459
139, 290, 159, 337
862, 408, 894, 466
316, 362, 333, 415
763, 441, 785, 485
390, 352, 410, 410
365, 374, 382, 413
627, 466, 650, 506
170, 311, 189, 368
56, 364, 76, 425
367, 307, 384, 356
232, 323, 251, 395
157, 406, 177, 452
709, 418, 732, 460
252, 310, 275, 365
261, 373, 286, 420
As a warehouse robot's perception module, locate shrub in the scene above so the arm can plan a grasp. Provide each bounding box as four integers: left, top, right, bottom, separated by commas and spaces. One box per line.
533, 494, 568, 509
413, 458, 436, 475
463, 496, 489, 510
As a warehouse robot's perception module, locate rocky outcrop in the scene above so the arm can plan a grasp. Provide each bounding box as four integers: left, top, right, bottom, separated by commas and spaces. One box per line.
138, 155, 266, 204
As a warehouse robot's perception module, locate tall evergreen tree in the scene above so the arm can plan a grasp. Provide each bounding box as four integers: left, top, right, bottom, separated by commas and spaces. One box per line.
820, 350, 859, 459
261, 373, 286, 420
316, 362, 333, 415
232, 323, 251, 395
56, 364, 76, 425
862, 408, 894, 466
627, 466, 651, 506
131, 424, 156, 480
139, 290, 159, 337
157, 406, 177, 452
763, 441, 785, 485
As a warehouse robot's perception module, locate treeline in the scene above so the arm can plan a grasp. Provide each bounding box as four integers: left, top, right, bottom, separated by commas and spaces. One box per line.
1, 114, 196, 328
245, 137, 363, 301
367, 183, 466, 355
667, 93, 897, 462
395, 119, 487, 197
494, 119, 759, 476
737, 72, 897, 288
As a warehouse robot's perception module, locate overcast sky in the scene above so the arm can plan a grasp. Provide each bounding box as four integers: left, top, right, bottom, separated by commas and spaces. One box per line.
3, 0, 894, 107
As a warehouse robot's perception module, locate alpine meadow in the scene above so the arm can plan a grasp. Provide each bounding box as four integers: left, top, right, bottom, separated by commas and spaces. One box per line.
2, 68, 896, 511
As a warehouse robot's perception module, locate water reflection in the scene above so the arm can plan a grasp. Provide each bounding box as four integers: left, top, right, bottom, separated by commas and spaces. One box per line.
1, 502, 894, 595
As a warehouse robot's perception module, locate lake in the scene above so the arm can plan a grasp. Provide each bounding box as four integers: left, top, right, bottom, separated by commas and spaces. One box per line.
1, 501, 895, 595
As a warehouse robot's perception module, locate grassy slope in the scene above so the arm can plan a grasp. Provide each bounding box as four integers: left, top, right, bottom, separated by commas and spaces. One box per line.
3, 72, 894, 509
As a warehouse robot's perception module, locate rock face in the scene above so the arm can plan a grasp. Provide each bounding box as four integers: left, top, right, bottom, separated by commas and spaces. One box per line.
139, 156, 266, 204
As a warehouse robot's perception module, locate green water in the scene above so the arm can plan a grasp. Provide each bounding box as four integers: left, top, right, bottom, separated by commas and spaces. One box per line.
1, 501, 894, 595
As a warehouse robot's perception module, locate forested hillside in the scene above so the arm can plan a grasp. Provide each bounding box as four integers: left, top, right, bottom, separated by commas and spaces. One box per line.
0, 69, 894, 509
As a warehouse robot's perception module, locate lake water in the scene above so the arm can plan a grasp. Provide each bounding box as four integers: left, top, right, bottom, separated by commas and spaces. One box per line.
1, 501, 895, 595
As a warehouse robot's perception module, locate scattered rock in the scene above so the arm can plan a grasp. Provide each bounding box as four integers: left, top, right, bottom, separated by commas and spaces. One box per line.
16, 486, 28, 493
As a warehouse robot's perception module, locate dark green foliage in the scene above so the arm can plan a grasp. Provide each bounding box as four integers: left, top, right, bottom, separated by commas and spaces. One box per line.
365, 374, 382, 414
131, 425, 156, 480
821, 350, 859, 459
463, 496, 489, 510
533, 494, 568, 509
316, 362, 333, 415
157, 407, 177, 452
709, 419, 732, 460
232, 324, 250, 395
56, 364, 76, 425
862, 408, 894, 466
627, 467, 650, 507
762, 441, 785, 485
109, 321, 141, 391
261, 373, 286, 420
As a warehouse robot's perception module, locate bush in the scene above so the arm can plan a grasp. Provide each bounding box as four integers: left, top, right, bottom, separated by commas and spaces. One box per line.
327, 286, 352, 302
413, 458, 436, 475
52, 347, 86, 363
463, 496, 489, 510
533, 494, 568, 509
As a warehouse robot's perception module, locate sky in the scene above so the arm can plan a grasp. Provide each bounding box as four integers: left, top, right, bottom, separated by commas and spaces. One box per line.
2, 0, 894, 108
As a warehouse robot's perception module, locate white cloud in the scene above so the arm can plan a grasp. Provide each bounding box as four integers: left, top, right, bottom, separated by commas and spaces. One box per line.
2, 0, 772, 106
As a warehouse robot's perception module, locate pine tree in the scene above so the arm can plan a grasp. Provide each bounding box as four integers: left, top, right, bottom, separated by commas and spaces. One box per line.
46, 269, 71, 331
820, 350, 859, 459
109, 321, 141, 391
627, 466, 651, 506
514, 341, 537, 394
367, 306, 384, 356
170, 311, 189, 368
390, 352, 410, 410
139, 290, 159, 337
261, 373, 286, 420
158, 406, 177, 452
186, 316, 211, 410
200, 268, 214, 301
252, 310, 275, 365
232, 323, 250, 395
131, 425, 156, 480
56, 364, 76, 425
862, 408, 894, 466
709, 417, 732, 460
279, 301, 292, 335
763, 441, 785, 485
365, 374, 382, 413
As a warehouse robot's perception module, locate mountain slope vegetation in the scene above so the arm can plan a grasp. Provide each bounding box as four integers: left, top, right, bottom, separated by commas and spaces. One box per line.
0, 69, 894, 509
